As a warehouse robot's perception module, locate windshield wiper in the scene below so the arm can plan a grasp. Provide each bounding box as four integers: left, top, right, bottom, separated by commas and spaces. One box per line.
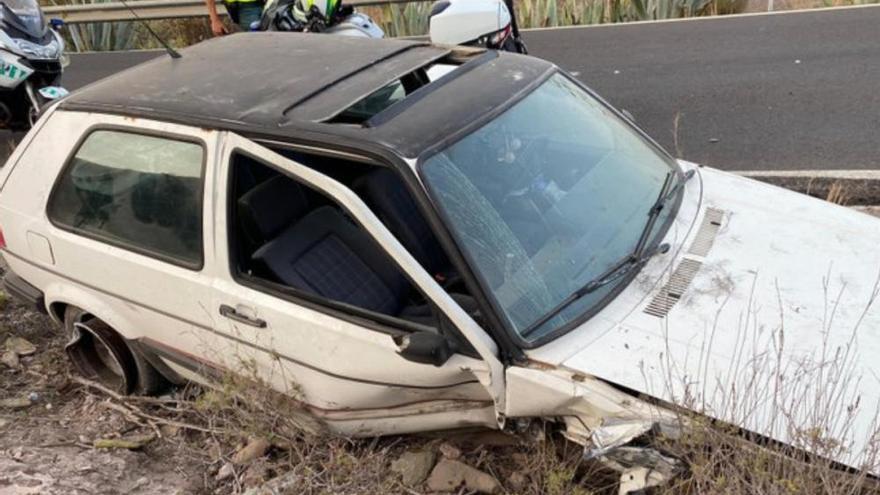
521, 169, 694, 338
632, 169, 695, 259
521, 243, 670, 337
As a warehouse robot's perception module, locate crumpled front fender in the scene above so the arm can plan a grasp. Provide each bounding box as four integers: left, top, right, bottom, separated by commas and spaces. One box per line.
505, 366, 682, 494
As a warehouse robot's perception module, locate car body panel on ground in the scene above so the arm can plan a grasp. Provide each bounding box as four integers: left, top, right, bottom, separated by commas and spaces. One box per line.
529, 164, 880, 472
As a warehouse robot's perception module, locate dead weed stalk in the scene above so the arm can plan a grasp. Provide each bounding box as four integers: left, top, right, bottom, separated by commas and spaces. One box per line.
648, 268, 880, 494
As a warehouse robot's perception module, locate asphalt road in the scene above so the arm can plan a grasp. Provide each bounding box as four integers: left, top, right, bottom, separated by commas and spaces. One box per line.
9, 6, 880, 171
525, 6, 880, 171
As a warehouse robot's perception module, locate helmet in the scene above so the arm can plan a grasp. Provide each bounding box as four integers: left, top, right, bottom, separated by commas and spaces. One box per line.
292, 0, 341, 27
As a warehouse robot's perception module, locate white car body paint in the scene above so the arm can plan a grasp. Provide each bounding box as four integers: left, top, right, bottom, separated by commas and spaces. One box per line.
527, 161, 880, 473
0, 111, 503, 436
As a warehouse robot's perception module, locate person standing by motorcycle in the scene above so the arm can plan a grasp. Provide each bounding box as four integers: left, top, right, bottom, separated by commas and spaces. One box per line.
204, 0, 264, 35
259, 0, 384, 37
262, 0, 341, 32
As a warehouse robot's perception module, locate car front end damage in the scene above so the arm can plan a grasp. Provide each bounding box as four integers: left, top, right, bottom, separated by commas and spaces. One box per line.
505, 365, 683, 494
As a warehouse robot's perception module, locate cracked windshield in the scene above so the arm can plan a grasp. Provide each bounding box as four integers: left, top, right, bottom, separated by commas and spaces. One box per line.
422, 73, 677, 341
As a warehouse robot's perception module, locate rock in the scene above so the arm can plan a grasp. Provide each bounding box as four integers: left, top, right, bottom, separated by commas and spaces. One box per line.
28, 392, 39, 402
5, 337, 37, 356
0, 397, 31, 409
438, 442, 462, 460
426, 459, 500, 494
231, 437, 271, 465
241, 459, 271, 488
0, 418, 8, 428
391, 450, 437, 486
243, 471, 302, 495
509, 472, 528, 492
1, 350, 20, 369
216, 462, 235, 481
93, 434, 154, 450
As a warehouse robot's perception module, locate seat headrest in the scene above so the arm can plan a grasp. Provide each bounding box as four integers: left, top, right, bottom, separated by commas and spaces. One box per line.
355, 168, 449, 272
238, 175, 310, 244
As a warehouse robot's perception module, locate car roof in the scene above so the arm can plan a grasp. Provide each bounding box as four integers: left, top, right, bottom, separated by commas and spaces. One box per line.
61, 33, 556, 160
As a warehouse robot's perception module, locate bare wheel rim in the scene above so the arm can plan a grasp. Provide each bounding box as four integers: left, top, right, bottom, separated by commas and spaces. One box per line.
65, 315, 135, 394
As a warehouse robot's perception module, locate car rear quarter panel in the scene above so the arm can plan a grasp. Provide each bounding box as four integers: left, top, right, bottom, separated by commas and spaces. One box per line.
0, 111, 220, 340
0, 109, 85, 319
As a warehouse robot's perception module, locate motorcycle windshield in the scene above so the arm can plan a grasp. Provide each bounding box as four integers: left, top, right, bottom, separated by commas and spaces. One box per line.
1, 0, 47, 38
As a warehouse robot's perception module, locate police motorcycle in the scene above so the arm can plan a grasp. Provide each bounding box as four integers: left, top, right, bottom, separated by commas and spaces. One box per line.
256, 0, 384, 38
429, 0, 527, 54
0, 0, 68, 130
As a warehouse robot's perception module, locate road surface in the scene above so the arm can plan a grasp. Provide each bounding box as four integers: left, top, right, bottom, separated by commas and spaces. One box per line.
7, 5, 880, 171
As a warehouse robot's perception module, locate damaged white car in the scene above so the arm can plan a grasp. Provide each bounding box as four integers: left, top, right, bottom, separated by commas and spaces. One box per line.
2, 33, 879, 490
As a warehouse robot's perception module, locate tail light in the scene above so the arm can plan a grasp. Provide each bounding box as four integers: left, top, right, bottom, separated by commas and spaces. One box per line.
0, 225, 6, 250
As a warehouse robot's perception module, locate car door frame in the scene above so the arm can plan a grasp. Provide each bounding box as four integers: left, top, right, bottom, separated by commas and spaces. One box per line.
215, 131, 508, 422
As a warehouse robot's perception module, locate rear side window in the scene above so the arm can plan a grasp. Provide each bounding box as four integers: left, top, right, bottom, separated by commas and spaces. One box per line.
48, 130, 205, 268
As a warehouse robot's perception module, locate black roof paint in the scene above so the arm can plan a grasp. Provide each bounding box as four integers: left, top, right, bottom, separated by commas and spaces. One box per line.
60, 32, 556, 159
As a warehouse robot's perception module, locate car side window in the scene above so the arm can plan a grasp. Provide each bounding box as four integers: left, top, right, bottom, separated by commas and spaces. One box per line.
47, 130, 205, 268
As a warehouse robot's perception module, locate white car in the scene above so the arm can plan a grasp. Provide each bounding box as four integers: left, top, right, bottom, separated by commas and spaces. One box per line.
2, 33, 878, 490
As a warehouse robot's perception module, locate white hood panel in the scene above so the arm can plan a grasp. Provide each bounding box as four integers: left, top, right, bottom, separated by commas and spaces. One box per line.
529, 165, 880, 470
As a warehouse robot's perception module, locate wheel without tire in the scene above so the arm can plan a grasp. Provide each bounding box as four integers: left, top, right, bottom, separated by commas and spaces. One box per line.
63, 306, 164, 395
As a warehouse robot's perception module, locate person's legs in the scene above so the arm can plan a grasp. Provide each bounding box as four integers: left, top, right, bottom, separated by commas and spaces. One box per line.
234, 3, 264, 31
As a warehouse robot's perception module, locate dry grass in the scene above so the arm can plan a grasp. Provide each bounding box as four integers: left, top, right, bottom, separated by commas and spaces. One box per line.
827, 181, 851, 205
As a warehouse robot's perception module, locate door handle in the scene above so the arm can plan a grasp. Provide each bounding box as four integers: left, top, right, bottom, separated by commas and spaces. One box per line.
219, 304, 266, 328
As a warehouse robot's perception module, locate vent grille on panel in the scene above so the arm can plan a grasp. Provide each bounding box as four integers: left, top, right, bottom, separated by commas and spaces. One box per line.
644, 259, 703, 317
643, 208, 725, 318
688, 207, 724, 257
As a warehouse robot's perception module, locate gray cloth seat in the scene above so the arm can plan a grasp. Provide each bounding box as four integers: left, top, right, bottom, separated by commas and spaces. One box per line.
237, 174, 310, 249
253, 206, 417, 316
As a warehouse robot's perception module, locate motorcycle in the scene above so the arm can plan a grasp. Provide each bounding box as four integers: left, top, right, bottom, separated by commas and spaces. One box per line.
429, 0, 527, 54
0, 0, 68, 130
255, 0, 384, 38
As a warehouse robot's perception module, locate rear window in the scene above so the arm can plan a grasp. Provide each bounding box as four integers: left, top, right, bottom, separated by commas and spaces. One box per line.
47, 130, 205, 268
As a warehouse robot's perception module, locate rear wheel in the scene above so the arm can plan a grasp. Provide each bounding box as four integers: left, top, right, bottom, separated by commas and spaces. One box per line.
63, 306, 164, 395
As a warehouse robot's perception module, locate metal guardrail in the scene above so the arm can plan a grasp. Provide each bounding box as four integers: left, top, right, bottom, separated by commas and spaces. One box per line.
44, 0, 423, 23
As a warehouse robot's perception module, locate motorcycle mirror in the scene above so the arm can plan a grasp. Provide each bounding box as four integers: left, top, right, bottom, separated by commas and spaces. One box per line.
393, 331, 454, 367
50, 18, 65, 29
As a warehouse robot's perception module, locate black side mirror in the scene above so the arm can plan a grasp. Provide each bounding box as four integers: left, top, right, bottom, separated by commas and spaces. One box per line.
394, 331, 453, 367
